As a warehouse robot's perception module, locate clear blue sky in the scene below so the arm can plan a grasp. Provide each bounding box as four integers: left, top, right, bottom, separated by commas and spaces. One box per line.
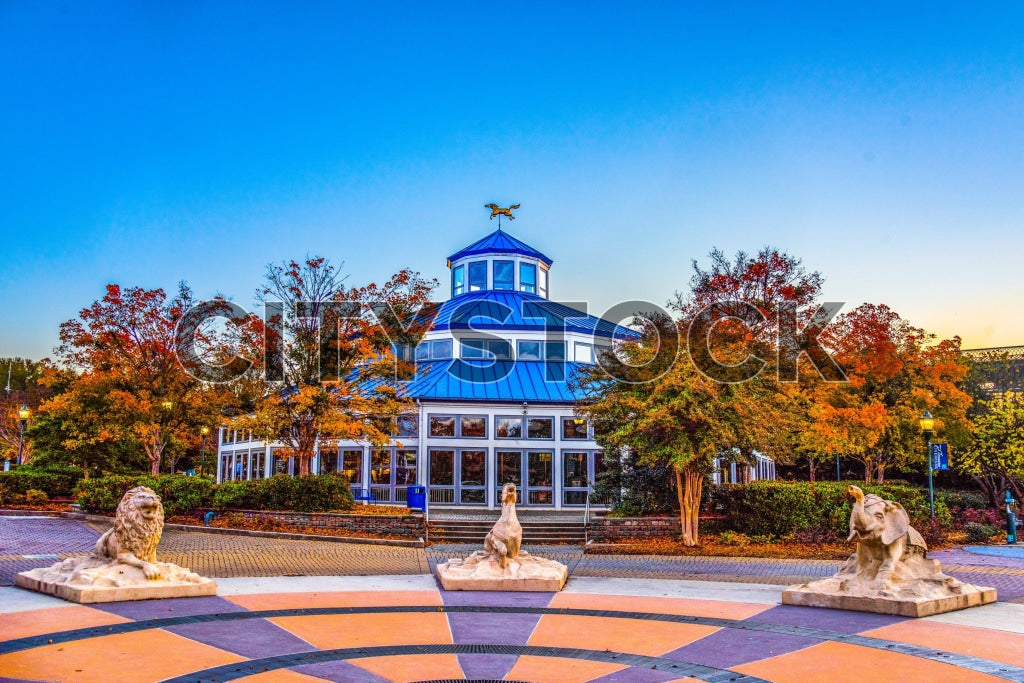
2, 2, 1022, 359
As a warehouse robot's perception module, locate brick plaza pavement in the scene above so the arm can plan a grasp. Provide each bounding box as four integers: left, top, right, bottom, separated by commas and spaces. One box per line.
3, 516, 1022, 601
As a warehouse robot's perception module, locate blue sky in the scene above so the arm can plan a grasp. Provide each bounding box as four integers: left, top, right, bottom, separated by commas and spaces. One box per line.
2, 2, 1022, 358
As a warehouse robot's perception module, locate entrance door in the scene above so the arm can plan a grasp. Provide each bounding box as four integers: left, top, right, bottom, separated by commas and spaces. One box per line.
497, 450, 523, 504
526, 450, 554, 504
496, 450, 553, 505
459, 449, 486, 504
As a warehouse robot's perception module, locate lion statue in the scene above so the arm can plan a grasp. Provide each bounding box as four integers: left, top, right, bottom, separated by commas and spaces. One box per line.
94, 486, 165, 579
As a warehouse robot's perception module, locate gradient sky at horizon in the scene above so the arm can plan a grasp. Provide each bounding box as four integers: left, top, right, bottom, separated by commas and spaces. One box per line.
2, 2, 1023, 359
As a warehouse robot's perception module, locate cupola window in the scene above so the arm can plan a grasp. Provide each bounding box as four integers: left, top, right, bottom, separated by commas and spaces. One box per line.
519, 263, 537, 294
493, 260, 514, 290
468, 261, 487, 292
452, 265, 465, 297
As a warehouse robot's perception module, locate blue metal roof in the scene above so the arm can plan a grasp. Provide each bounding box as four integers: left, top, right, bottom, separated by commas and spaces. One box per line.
404, 359, 589, 403
428, 290, 638, 340
447, 229, 553, 266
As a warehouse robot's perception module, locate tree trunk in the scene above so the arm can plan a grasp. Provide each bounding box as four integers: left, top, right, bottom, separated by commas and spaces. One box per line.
145, 440, 164, 476
677, 466, 702, 546
808, 457, 816, 482
875, 463, 886, 483
298, 455, 311, 477
863, 456, 874, 484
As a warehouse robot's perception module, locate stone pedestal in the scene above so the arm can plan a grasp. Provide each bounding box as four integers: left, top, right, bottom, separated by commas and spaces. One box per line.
782, 581, 997, 618
436, 550, 568, 592
16, 556, 217, 604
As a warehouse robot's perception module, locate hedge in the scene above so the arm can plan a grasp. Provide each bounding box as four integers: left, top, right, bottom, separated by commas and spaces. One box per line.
0, 465, 83, 498
76, 473, 353, 516
710, 481, 951, 542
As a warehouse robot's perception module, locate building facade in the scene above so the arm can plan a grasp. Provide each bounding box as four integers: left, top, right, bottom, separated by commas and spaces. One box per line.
217, 226, 629, 509
216, 225, 777, 508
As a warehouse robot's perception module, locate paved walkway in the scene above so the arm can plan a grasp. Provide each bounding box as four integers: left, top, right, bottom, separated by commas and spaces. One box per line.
3, 516, 1024, 682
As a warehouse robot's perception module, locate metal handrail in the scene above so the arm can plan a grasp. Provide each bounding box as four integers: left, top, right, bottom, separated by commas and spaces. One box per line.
583, 489, 591, 544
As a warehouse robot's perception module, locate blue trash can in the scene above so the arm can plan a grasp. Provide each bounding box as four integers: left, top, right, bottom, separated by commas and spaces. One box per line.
406, 485, 426, 511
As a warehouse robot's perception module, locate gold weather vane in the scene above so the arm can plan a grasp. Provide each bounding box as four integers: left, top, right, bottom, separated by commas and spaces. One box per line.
485, 203, 520, 229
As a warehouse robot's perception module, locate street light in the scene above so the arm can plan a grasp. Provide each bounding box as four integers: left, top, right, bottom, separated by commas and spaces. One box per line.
200, 426, 210, 477
17, 404, 30, 465
920, 410, 935, 519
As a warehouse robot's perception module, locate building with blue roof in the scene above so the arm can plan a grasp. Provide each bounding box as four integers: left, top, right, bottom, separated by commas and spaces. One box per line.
215, 221, 641, 509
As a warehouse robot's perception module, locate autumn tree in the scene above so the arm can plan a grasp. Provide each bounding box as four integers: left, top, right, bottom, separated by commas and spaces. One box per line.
674, 247, 836, 477
813, 303, 972, 482
959, 392, 1024, 508
51, 284, 229, 475
577, 312, 754, 545
234, 258, 436, 477
0, 358, 51, 464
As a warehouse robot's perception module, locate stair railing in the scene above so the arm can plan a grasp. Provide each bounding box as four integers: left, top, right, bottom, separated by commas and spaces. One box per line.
583, 489, 591, 544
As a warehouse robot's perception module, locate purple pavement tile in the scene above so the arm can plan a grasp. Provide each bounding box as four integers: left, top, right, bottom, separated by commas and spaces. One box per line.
91, 595, 246, 620
290, 660, 392, 683
664, 627, 821, 669
588, 667, 684, 682
0, 517, 100, 556
440, 589, 555, 607
449, 611, 541, 645
457, 653, 517, 680
166, 618, 315, 658
0, 677, 50, 683
749, 604, 906, 634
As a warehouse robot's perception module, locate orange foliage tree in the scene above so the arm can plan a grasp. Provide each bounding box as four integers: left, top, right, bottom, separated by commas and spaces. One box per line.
234, 258, 436, 477
813, 303, 972, 482
50, 284, 229, 475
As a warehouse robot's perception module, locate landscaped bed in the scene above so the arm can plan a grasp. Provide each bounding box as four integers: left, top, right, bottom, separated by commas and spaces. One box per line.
165, 512, 417, 541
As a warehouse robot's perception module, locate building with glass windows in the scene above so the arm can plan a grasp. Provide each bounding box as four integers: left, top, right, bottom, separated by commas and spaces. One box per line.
216, 225, 775, 507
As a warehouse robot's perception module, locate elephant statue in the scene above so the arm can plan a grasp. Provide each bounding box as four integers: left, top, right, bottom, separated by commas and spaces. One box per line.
846, 485, 927, 586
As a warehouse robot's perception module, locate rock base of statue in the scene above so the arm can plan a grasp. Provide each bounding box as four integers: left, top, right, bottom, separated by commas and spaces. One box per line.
436, 549, 568, 592
783, 554, 996, 617
15, 555, 217, 604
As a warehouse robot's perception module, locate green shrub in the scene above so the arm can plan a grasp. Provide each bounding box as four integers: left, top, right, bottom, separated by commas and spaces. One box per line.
76, 475, 151, 513
718, 531, 750, 547
964, 522, 998, 543
24, 489, 49, 504
940, 489, 988, 513
0, 465, 84, 497
711, 481, 951, 542
77, 473, 352, 515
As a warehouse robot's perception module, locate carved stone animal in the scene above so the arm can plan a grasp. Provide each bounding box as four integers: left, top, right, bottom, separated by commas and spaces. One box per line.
485, 203, 520, 220
484, 483, 522, 569
846, 485, 927, 586
94, 486, 165, 580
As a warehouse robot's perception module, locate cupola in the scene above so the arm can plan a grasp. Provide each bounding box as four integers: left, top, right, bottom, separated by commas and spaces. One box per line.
447, 228, 553, 299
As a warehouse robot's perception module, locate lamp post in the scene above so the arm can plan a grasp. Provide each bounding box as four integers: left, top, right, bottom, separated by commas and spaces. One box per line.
200, 426, 209, 477
836, 454, 841, 482
17, 404, 30, 465
920, 410, 935, 519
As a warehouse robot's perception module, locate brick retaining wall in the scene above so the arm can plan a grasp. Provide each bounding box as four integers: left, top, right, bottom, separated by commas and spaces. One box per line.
221, 509, 424, 538
589, 515, 726, 542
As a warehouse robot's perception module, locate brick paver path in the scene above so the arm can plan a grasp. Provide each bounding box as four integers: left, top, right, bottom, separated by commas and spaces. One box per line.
3, 516, 1022, 602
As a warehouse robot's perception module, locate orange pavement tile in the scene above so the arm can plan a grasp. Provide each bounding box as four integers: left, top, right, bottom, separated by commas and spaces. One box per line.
225, 590, 442, 611
550, 592, 772, 620
528, 614, 718, 657
732, 640, 1007, 683
863, 620, 1024, 668
350, 653, 463, 682
234, 669, 332, 683
269, 612, 452, 650
505, 655, 627, 683
0, 628, 246, 683
1, 606, 131, 641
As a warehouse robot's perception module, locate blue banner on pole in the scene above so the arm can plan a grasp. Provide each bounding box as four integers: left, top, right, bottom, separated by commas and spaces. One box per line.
932, 443, 949, 471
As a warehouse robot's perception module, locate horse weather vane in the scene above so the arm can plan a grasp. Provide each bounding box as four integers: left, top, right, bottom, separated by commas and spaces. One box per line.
485, 203, 520, 229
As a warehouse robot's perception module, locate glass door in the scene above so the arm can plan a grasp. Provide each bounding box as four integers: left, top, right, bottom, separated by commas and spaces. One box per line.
428, 449, 455, 503
497, 450, 523, 504
459, 449, 486, 504
526, 451, 554, 504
